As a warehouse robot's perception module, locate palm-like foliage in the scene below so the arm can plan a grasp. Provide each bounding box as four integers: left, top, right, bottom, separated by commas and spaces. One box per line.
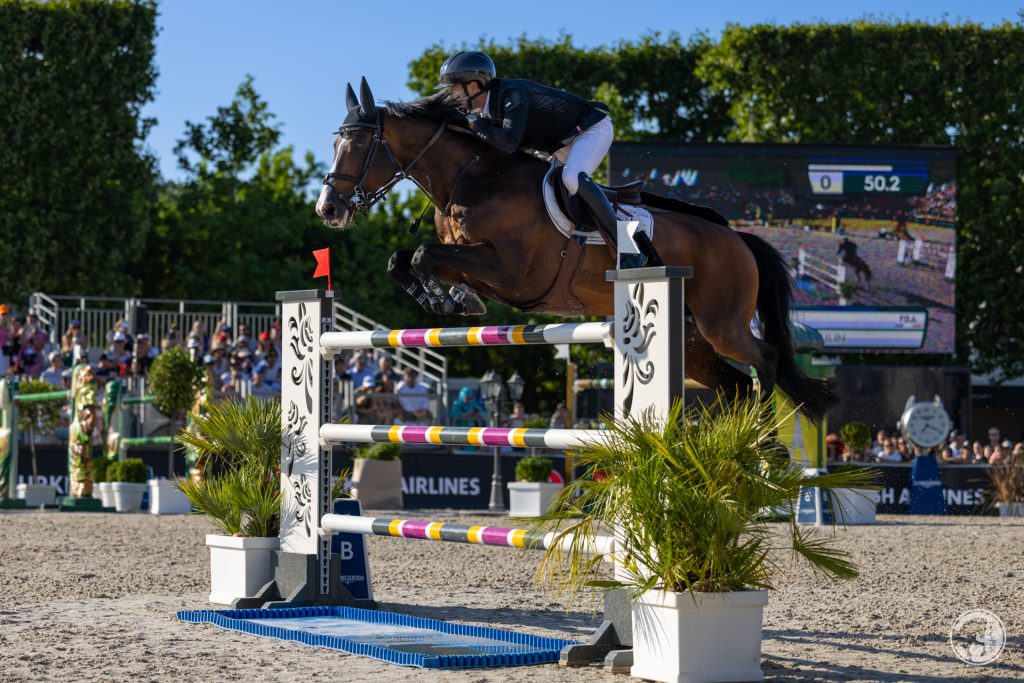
538, 396, 876, 603
175, 397, 281, 537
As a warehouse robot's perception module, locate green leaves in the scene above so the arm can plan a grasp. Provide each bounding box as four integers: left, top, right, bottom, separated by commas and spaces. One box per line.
175, 396, 282, 537
539, 397, 876, 602
147, 346, 204, 419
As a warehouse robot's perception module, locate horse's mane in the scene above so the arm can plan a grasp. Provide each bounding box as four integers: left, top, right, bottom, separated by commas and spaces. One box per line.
384, 90, 466, 123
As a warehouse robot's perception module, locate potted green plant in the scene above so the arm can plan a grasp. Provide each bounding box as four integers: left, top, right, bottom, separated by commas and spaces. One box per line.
988, 464, 1024, 517
108, 458, 148, 512
14, 379, 64, 507
539, 398, 874, 683
92, 455, 116, 509
351, 442, 403, 509
833, 422, 878, 524
508, 454, 561, 518
147, 346, 204, 514
176, 396, 281, 605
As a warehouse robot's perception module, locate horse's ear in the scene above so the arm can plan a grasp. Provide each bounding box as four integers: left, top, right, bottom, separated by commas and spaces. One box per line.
345, 83, 359, 112
358, 77, 375, 117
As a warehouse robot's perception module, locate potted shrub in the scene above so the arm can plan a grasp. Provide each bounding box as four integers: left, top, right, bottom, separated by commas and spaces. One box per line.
108, 458, 148, 512
351, 442, 403, 509
539, 398, 874, 683
508, 454, 561, 518
176, 397, 281, 605
988, 464, 1024, 517
92, 456, 116, 509
14, 379, 63, 507
147, 346, 204, 512
833, 422, 878, 524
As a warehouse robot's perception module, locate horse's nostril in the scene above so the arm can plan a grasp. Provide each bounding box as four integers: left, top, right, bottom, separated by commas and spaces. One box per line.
323, 203, 335, 217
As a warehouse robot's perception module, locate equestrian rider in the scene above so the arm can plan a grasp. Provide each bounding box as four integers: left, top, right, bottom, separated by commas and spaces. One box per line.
439, 50, 644, 267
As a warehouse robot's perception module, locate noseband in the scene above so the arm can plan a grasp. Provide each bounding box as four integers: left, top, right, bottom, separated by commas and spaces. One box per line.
323, 113, 446, 214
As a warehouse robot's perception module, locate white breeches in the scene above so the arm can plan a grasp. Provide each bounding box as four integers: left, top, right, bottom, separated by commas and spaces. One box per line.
553, 115, 613, 195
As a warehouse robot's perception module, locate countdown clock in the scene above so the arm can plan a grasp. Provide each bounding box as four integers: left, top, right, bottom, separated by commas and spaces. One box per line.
898, 395, 952, 450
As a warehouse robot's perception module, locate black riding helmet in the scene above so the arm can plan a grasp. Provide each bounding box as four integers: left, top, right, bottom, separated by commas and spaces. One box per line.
439, 51, 496, 86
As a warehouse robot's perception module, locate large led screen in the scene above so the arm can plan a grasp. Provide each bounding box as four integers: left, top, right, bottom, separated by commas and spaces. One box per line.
610, 144, 956, 353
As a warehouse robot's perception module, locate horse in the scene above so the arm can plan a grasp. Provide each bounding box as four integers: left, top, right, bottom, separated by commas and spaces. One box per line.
316, 79, 837, 420
841, 252, 873, 284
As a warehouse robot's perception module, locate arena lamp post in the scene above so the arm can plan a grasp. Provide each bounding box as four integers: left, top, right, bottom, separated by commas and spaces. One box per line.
480, 370, 506, 512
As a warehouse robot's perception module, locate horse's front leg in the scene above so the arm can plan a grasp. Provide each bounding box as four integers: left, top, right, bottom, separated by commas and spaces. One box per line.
410, 242, 498, 316
388, 249, 435, 313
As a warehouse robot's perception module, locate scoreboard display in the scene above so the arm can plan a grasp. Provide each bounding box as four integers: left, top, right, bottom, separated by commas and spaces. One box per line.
609, 143, 957, 354
808, 160, 930, 196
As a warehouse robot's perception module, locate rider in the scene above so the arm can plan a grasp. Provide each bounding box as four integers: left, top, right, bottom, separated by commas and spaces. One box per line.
438, 50, 644, 267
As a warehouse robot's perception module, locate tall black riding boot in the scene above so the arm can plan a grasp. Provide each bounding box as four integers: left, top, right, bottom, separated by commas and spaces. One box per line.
575, 172, 646, 269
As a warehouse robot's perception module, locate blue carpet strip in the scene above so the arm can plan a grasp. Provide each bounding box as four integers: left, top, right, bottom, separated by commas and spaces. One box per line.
177, 605, 578, 669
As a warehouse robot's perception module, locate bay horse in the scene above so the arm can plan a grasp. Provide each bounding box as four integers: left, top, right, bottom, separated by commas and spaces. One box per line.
316, 79, 837, 420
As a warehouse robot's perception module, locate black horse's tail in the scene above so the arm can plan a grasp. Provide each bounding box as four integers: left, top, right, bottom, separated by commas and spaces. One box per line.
737, 232, 839, 421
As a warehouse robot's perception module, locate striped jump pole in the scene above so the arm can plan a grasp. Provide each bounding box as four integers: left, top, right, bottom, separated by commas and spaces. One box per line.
320, 321, 611, 351
271, 259, 691, 620
573, 378, 614, 392
319, 515, 616, 557
319, 424, 603, 451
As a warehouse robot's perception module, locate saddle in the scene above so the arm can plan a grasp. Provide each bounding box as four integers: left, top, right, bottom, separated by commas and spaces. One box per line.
548, 167, 643, 232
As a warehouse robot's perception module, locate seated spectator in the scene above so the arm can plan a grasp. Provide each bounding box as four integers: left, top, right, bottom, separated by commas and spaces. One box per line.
18, 345, 42, 378
40, 352, 64, 387
346, 353, 375, 390
111, 320, 133, 353
209, 343, 229, 378
1013, 443, 1024, 463
61, 319, 82, 357
94, 354, 117, 383
989, 443, 1010, 466
235, 323, 254, 351
111, 333, 132, 369
256, 331, 274, 360
948, 429, 967, 459
938, 445, 960, 464
825, 433, 845, 461
234, 348, 254, 376
871, 429, 888, 457
189, 320, 209, 354
508, 402, 527, 428
186, 336, 202, 363
396, 368, 432, 422
373, 354, 400, 390
987, 427, 1001, 449
202, 354, 222, 391
970, 444, 988, 465
549, 402, 569, 429
133, 333, 157, 376
876, 439, 902, 463
895, 437, 912, 462
161, 325, 180, 352
262, 346, 281, 385
220, 368, 244, 395
251, 366, 276, 398
450, 387, 487, 427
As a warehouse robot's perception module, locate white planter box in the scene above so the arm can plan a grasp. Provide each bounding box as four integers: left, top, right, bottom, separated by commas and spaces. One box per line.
110, 482, 146, 513
632, 589, 768, 683
147, 479, 192, 515
832, 488, 877, 525
508, 481, 562, 517
206, 534, 279, 605
96, 482, 116, 508
15, 483, 58, 507
998, 502, 1024, 517
351, 459, 403, 509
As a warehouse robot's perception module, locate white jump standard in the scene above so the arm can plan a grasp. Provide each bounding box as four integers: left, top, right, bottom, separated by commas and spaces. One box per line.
255, 259, 692, 668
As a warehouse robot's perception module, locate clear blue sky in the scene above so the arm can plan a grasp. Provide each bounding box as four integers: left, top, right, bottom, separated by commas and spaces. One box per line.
144, 1, 1021, 180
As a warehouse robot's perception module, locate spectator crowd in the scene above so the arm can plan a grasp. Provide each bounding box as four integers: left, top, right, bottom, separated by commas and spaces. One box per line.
828, 425, 1024, 466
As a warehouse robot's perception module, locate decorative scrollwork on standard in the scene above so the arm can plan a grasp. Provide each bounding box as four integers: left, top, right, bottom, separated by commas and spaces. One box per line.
288, 303, 315, 413
283, 400, 312, 537
618, 283, 657, 414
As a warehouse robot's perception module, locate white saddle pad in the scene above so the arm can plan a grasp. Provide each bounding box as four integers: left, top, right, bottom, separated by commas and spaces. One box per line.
542, 162, 654, 246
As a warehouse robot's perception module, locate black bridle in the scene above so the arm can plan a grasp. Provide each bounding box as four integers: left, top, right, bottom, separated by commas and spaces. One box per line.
323, 111, 446, 215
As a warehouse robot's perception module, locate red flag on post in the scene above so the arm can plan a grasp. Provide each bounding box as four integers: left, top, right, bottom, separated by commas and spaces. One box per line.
312, 247, 332, 291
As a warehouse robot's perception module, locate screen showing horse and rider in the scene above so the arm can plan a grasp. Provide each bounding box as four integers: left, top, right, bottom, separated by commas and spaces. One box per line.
610, 144, 956, 354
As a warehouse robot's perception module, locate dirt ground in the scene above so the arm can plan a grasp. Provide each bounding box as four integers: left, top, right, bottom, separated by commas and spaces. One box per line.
0, 510, 1021, 682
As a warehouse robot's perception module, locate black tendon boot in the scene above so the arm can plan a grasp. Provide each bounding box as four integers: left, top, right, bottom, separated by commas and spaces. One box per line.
575, 172, 646, 268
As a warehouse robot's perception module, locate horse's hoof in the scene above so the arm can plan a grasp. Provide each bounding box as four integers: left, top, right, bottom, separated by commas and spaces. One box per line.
451, 286, 486, 316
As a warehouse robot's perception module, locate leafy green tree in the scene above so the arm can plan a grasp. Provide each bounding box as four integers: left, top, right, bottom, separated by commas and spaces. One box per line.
0, 0, 158, 298
147, 346, 204, 476
698, 20, 1024, 379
